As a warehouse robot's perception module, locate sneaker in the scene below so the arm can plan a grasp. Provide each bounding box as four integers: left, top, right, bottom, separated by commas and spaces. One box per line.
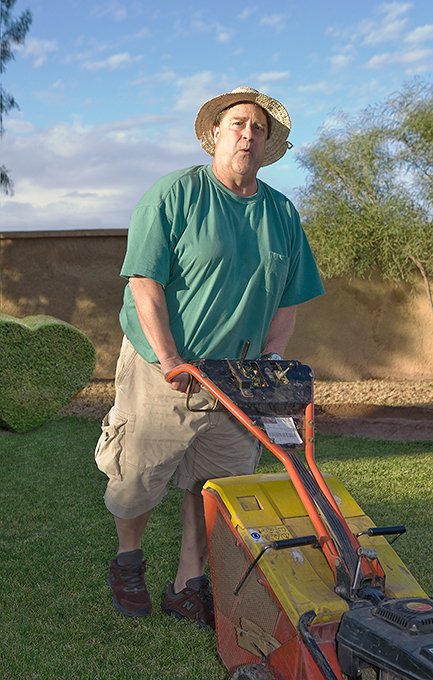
108, 549, 152, 617
161, 575, 215, 629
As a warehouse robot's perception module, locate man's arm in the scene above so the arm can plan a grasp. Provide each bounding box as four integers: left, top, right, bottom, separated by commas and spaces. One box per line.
129, 276, 200, 393
261, 305, 297, 358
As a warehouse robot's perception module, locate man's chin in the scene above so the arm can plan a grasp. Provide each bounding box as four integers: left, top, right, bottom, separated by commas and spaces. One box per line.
232, 157, 259, 176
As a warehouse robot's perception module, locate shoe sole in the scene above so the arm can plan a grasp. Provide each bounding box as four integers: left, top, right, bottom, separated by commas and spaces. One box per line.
113, 597, 151, 617
161, 603, 211, 629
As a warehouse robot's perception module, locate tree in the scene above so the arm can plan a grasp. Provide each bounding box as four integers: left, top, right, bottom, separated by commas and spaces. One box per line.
375, 79, 433, 209
295, 79, 433, 320
0, 0, 32, 195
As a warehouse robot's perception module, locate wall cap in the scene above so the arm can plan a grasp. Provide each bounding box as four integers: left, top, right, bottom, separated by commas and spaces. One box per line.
0, 229, 128, 240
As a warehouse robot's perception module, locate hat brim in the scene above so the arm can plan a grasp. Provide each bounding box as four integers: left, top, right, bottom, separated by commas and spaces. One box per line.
194, 89, 292, 167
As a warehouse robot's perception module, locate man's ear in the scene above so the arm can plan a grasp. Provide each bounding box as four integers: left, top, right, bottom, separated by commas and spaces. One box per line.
213, 125, 220, 141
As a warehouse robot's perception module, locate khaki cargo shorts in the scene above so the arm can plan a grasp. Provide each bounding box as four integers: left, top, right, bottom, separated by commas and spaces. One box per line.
95, 337, 261, 519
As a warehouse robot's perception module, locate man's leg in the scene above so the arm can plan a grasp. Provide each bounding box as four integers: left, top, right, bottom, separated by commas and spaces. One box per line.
108, 510, 154, 618
115, 510, 152, 554
161, 489, 214, 628
174, 489, 208, 592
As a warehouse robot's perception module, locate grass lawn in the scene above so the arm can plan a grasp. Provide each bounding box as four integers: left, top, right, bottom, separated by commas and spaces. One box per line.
0, 416, 432, 679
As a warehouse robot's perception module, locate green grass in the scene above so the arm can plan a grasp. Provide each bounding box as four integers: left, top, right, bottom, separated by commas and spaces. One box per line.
0, 418, 432, 679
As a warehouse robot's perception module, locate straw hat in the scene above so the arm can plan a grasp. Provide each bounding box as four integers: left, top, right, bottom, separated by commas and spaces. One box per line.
194, 86, 292, 167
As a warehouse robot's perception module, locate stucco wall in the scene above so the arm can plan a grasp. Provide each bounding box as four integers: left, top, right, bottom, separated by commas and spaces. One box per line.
1, 230, 432, 380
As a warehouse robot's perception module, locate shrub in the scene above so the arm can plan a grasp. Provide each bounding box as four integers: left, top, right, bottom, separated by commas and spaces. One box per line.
0, 314, 96, 432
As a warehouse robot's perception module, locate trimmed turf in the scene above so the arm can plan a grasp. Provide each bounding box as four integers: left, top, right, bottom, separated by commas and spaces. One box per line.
0, 418, 432, 679
0, 315, 96, 432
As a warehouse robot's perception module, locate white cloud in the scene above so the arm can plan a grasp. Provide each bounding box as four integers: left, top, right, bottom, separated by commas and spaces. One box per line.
3, 117, 36, 135
90, 1, 128, 21
360, 2, 413, 46
21, 38, 57, 68
65, 42, 112, 65
296, 81, 341, 95
174, 72, 231, 113
190, 16, 235, 43
81, 52, 142, 71
260, 15, 287, 33
330, 54, 354, 71
405, 24, 433, 44
365, 52, 392, 69
238, 8, 257, 20
399, 48, 433, 63
132, 27, 152, 40
366, 47, 433, 74
216, 28, 234, 43
0, 117, 207, 232
330, 2, 412, 46
256, 71, 290, 85
49, 79, 65, 90
362, 17, 408, 45
378, 2, 413, 21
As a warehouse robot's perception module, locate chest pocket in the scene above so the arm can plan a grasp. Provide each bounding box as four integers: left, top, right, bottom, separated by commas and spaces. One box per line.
262, 251, 290, 298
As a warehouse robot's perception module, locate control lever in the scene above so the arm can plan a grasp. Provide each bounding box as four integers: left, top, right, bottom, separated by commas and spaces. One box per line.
234, 535, 317, 596
240, 340, 250, 366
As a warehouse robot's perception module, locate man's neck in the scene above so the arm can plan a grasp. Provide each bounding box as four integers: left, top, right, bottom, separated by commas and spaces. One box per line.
212, 163, 258, 197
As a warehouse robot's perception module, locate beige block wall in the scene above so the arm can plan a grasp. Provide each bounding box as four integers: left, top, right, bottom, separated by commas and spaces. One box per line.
1, 231, 432, 380
288, 276, 433, 380
0, 231, 127, 379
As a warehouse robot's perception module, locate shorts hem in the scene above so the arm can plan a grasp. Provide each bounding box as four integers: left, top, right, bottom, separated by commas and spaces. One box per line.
104, 487, 167, 519
174, 473, 204, 496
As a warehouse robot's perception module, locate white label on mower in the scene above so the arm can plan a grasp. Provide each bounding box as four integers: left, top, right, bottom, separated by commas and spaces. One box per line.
248, 529, 264, 543
262, 417, 303, 445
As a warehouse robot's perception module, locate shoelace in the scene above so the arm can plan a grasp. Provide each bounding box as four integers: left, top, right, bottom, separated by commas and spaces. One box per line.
118, 562, 146, 592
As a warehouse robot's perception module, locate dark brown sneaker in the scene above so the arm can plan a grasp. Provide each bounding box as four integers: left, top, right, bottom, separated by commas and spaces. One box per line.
108, 549, 152, 617
161, 575, 215, 629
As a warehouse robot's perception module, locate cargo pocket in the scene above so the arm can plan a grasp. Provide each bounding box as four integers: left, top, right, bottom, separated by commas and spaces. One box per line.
95, 407, 130, 481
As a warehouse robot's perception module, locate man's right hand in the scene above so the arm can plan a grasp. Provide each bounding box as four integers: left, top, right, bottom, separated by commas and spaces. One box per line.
128, 277, 201, 394
160, 357, 201, 394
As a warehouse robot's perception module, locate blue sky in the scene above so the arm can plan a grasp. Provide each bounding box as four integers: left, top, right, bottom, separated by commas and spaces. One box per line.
1, 0, 433, 231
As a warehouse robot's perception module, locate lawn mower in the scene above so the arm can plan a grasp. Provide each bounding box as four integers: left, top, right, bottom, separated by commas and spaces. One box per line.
166, 353, 433, 680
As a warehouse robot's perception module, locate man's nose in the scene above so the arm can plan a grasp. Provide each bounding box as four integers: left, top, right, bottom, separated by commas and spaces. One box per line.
242, 123, 253, 139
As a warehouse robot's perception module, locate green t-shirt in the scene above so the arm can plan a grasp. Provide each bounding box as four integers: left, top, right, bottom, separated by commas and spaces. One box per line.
119, 164, 324, 362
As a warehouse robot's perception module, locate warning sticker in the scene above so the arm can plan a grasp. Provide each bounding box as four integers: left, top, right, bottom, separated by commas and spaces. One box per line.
247, 527, 292, 544
262, 417, 303, 445
405, 601, 433, 612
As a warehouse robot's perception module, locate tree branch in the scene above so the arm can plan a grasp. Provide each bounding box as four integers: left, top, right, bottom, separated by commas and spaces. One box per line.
408, 255, 433, 321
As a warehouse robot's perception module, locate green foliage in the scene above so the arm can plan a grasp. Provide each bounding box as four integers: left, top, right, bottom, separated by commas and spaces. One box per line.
373, 79, 433, 208
0, 314, 96, 432
0, 0, 33, 193
295, 78, 433, 317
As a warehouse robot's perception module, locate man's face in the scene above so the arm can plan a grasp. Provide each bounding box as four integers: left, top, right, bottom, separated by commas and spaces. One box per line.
213, 103, 268, 180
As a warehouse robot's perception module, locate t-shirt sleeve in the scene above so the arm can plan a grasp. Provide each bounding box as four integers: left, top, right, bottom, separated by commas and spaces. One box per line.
278, 203, 325, 307
120, 202, 172, 286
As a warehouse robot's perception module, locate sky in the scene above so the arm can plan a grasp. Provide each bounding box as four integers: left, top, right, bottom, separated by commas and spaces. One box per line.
1, 0, 432, 232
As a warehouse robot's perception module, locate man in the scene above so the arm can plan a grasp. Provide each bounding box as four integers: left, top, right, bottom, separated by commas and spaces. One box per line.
95, 86, 325, 629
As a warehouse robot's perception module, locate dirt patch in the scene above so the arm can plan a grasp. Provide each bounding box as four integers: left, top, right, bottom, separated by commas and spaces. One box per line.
60, 378, 433, 441
58, 380, 116, 422
314, 379, 433, 441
